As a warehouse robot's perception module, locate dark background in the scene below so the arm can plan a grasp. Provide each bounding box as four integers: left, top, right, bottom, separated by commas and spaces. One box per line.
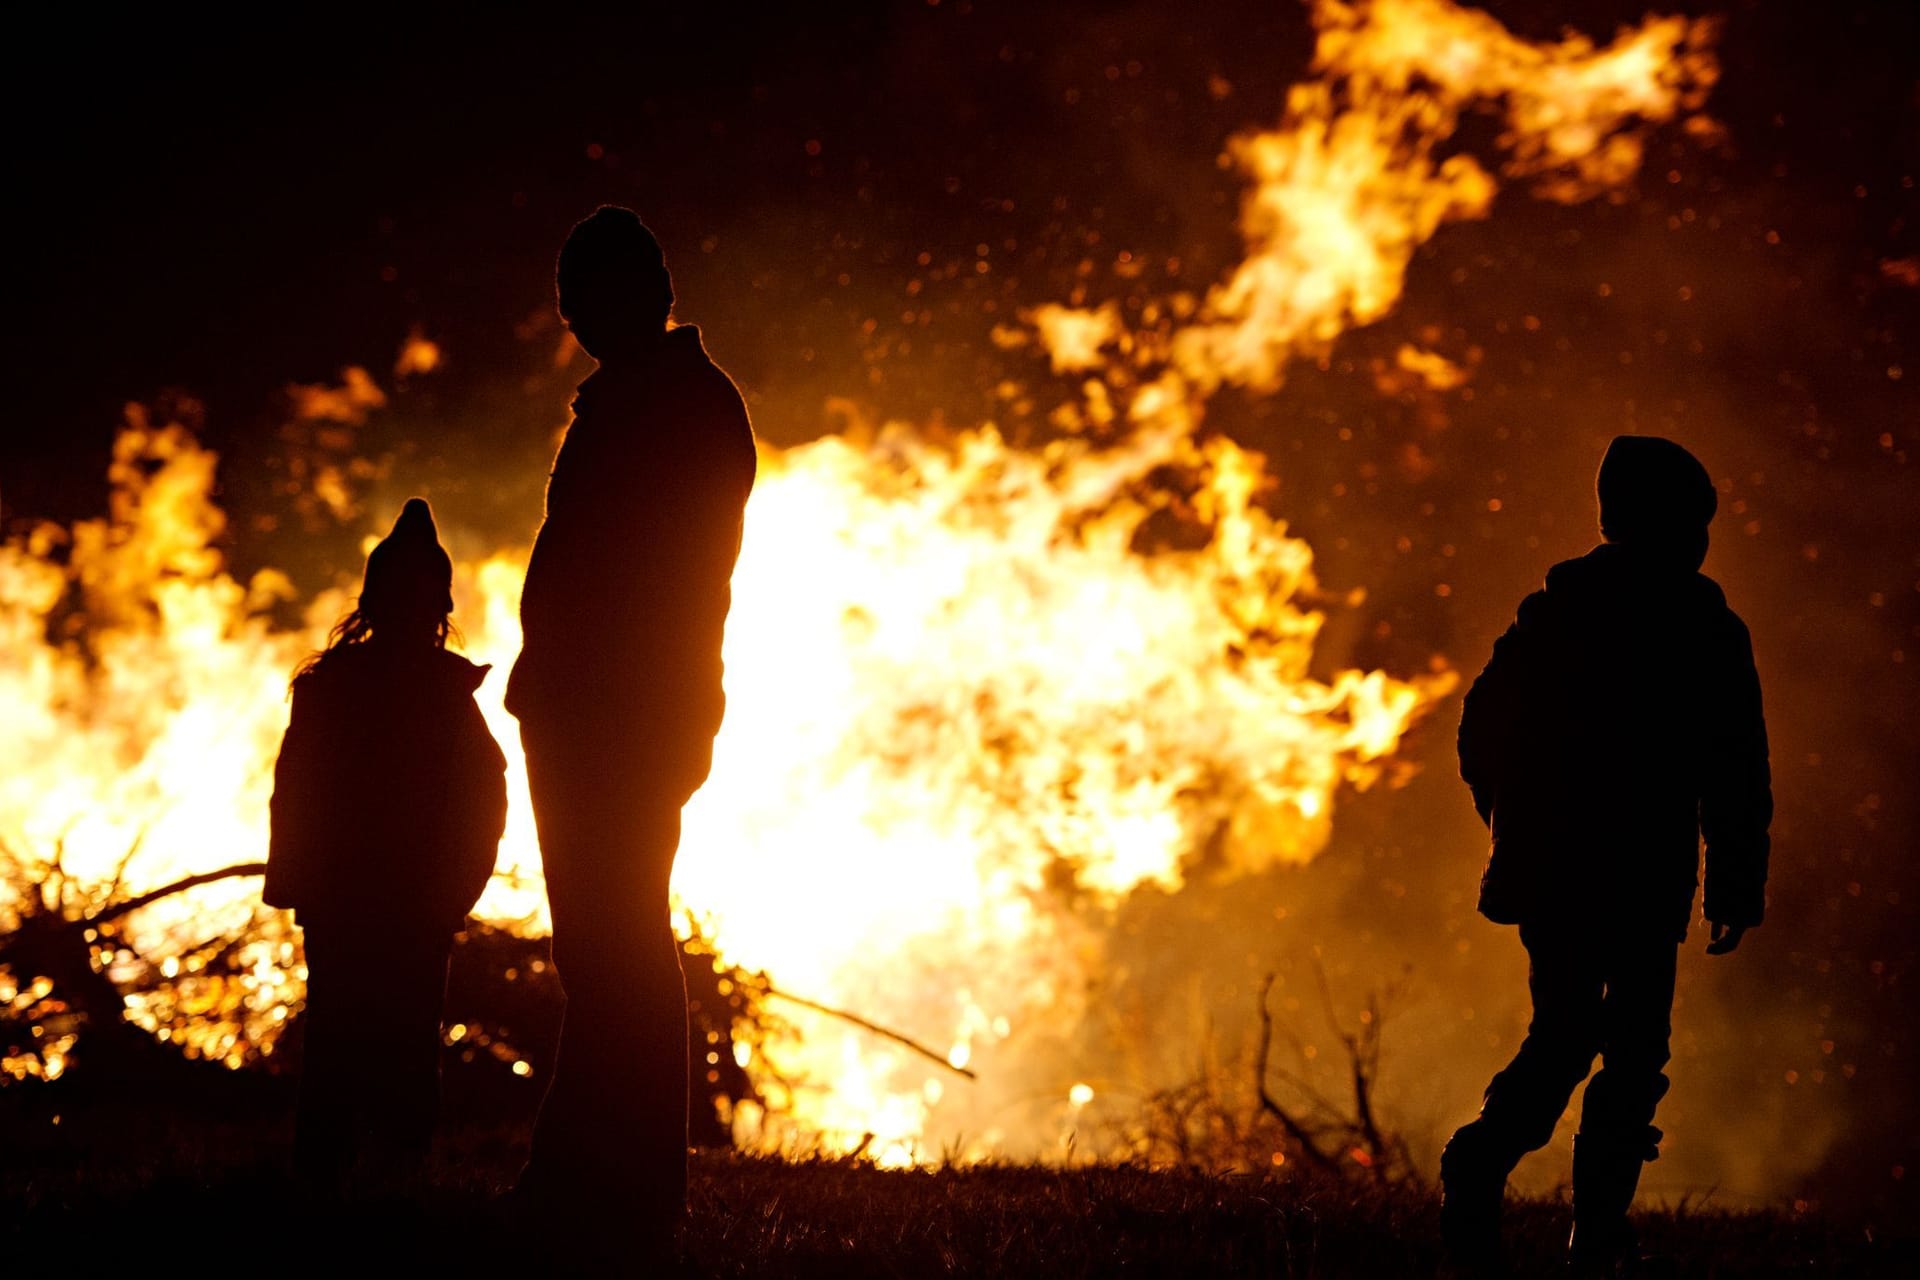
5, 0, 1916, 1220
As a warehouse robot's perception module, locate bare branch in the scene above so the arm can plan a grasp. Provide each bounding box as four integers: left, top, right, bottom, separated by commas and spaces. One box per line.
765, 986, 978, 1081
1307, 962, 1396, 1181
1252, 972, 1340, 1172
91, 862, 268, 927
104, 827, 151, 905
1346, 1015, 1390, 1181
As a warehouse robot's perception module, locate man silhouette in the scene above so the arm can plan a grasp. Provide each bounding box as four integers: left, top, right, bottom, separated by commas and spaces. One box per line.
506, 207, 756, 1261
1439, 437, 1772, 1276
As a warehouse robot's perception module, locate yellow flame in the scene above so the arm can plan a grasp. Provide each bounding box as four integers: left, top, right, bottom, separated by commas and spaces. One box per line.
1025, 303, 1123, 374
1012, 0, 1715, 405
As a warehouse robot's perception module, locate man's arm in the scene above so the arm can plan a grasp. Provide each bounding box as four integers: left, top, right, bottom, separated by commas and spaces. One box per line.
1700, 612, 1772, 947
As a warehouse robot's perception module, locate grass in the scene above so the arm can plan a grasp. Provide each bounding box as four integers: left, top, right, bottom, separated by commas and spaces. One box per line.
0, 1090, 1909, 1277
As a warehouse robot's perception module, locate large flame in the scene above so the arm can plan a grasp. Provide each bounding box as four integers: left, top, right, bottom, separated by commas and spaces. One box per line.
0, 0, 1715, 1161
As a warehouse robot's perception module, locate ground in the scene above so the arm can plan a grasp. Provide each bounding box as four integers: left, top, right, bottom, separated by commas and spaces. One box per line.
0, 1090, 1908, 1277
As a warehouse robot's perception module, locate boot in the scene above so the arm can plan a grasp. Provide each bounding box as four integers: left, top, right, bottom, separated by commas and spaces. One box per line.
1440, 1121, 1521, 1276
1567, 1129, 1657, 1277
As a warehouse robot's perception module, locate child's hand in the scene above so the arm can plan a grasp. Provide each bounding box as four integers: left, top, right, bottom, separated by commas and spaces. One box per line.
1705, 921, 1747, 955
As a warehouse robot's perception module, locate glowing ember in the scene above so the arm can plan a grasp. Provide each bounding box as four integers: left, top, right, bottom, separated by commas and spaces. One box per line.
0, 0, 1716, 1165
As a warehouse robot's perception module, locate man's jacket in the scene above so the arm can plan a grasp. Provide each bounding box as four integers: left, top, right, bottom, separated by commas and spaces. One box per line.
1459, 541, 1771, 941
506, 325, 757, 790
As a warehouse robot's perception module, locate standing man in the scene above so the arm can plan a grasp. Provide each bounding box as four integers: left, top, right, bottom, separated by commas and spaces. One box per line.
506, 207, 757, 1262
1439, 437, 1772, 1277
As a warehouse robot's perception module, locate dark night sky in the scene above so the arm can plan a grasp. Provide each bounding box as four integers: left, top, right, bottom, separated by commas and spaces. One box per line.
12, 2, 1908, 511
6, 0, 1918, 1217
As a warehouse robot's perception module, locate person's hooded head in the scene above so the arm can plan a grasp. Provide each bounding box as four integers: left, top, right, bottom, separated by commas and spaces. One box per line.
556, 206, 674, 363
1596, 435, 1717, 570
360, 498, 454, 639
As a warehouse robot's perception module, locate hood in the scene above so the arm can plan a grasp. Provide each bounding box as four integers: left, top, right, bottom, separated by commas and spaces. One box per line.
1540, 542, 1727, 614
361, 497, 454, 621
1595, 435, 1717, 570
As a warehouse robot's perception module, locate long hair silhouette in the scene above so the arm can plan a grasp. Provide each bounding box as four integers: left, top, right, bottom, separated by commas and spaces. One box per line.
295, 498, 462, 682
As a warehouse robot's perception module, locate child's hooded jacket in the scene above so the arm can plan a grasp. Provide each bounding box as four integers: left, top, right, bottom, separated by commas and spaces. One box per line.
1457, 437, 1772, 941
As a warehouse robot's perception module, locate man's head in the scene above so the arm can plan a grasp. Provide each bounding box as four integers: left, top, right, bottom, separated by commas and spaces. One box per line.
1596, 435, 1717, 569
557, 206, 674, 361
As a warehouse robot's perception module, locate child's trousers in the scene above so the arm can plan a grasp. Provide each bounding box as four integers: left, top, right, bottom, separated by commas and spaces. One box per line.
295, 924, 454, 1182
1460, 920, 1678, 1161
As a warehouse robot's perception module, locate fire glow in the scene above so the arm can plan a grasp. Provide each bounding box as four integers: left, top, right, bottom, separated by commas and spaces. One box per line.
0, 0, 1716, 1164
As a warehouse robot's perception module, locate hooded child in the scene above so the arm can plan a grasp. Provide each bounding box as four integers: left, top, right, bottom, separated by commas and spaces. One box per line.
266, 497, 508, 1185
1437, 436, 1773, 1276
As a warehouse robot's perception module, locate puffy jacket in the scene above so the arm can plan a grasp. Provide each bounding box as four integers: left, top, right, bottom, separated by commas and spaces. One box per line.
1459, 542, 1771, 941
265, 644, 507, 933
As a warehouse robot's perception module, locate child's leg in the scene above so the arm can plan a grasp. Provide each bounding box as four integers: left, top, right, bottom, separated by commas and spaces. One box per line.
1582, 938, 1676, 1138
1474, 923, 1608, 1153
294, 924, 358, 1184
1570, 937, 1678, 1260
359, 931, 453, 1172
1443, 924, 1605, 1262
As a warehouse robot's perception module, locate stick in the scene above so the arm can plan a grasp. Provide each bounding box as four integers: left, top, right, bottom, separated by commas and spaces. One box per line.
1254, 972, 1340, 1172
92, 862, 268, 926
1312, 962, 1393, 1181
765, 986, 978, 1080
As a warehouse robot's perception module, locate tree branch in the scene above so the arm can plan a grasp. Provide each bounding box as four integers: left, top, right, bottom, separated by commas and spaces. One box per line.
765, 986, 978, 1081
91, 862, 268, 927
1253, 972, 1340, 1172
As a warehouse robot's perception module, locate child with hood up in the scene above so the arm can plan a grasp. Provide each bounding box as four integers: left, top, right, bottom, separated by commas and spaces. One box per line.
265, 498, 508, 1185
1439, 437, 1772, 1276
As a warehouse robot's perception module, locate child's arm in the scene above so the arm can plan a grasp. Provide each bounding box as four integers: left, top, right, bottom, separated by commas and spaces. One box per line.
1458, 597, 1539, 826
442, 698, 509, 919
264, 679, 324, 910
1700, 611, 1772, 944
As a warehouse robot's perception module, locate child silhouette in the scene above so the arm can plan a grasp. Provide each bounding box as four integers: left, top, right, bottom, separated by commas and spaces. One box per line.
1441, 437, 1772, 1276
265, 498, 507, 1187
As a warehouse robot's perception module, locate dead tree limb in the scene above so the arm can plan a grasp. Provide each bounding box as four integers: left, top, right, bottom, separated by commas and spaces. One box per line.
1253, 972, 1340, 1173
1344, 1003, 1391, 1181
91, 862, 268, 927
103, 826, 150, 905
765, 986, 978, 1081
1311, 962, 1391, 1180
